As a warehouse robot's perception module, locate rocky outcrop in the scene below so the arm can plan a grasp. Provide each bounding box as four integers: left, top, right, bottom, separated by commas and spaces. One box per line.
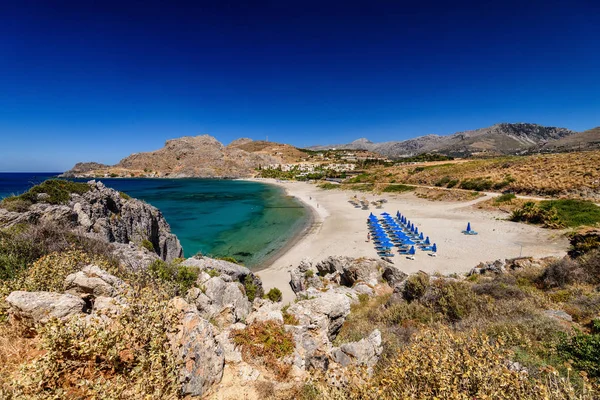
331, 330, 383, 370
289, 259, 323, 293
63, 135, 308, 179
169, 297, 225, 397
468, 257, 556, 276
181, 256, 264, 298
186, 275, 251, 325
64, 264, 128, 298
0, 180, 183, 262
6, 291, 86, 323
111, 242, 160, 271
314, 256, 391, 287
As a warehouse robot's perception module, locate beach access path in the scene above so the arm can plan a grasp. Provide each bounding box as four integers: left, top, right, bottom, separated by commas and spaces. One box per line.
250, 179, 569, 303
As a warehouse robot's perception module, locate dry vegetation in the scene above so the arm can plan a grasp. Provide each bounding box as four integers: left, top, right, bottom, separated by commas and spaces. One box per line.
302, 248, 600, 399
354, 151, 600, 199
415, 187, 484, 202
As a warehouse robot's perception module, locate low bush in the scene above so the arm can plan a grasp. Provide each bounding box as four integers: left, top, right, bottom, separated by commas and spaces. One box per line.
538, 257, 585, 288
244, 274, 258, 301
148, 259, 198, 295
558, 327, 600, 379
317, 183, 339, 190
265, 287, 283, 302
230, 321, 294, 379
434, 176, 452, 187
446, 179, 459, 188
459, 178, 494, 191
382, 184, 415, 193
216, 256, 240, 264
511, 201, 565, 229
495, 193, 517, 203
402, 273, 430, 302
281, 305, 299, 325
141, 239, 155, 252
538, 200, 600, 228
0, 179, 90, 208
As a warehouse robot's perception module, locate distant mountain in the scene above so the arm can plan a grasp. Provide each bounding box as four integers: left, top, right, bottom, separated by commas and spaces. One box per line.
63, 135, 308, 178
534, 127, 600, 153
309, 123, 577, 158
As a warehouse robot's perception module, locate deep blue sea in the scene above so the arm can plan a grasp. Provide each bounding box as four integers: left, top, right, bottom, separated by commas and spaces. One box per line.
0, 173, 307, 269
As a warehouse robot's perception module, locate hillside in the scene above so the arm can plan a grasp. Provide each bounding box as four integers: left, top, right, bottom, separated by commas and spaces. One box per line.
310, 123, 575, 158
63, 135, 308, 178
536, 126, 600, 153
344, 150, 600, 200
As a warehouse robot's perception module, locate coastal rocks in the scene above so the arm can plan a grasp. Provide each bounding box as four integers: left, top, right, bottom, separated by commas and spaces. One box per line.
186, 276, 251, 324
64, 264, 128, 298
6, 291, 86, 324
0, 203, 76, 228
315, 256, 388, 287
331, 330, 383, 370
382, 264, 408, 286
169, 297, 225, 397
246, 299, 284, 324
181, 256, 264, 298
289, 259, 323, 293
469, 257, 554, 276
287, 290, 351, 341
70, 180, 183, 262
111, 242, 160, 271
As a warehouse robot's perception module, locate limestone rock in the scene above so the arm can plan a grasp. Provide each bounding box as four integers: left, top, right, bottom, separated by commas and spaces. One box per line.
111, 242, 160, 271
287, 290, 351, 341
315, 256, 390, 287
169, 297, 225, 397
187, 277, 251, 324
331, 330, 382, 369
246, 299, 284, 324
544, 309, 573, 322
6, 291, 85, 323
289, 259, 322, 294
182, 256, 264, 298
382, 264, 408, 286
64, 265, 128, 298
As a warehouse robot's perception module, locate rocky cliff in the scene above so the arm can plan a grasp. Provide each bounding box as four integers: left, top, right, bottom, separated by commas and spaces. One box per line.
0, 180, 183, 262
63, 135, 308, 178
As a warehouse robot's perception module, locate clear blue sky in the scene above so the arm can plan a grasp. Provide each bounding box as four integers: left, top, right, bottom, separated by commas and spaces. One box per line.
1, 0, 599, 172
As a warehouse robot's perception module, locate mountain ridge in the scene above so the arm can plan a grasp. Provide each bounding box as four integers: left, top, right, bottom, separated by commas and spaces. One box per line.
308, 122, 581, 158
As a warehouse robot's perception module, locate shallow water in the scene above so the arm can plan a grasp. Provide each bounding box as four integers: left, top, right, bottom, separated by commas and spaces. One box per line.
0, 174, 308, 268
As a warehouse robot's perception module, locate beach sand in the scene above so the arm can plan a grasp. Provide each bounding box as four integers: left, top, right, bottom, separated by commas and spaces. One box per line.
251, 179, 569, 302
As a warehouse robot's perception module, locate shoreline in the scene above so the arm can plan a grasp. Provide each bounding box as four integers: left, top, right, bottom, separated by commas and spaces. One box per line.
246, 179, 569, 303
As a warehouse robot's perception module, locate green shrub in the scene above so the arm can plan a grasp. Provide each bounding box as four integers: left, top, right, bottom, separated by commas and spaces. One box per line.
495, 193, 516, 203
148, 259, 198, 294
0, 179, 90, 208
558, 330, 600, 378
282, 305, 299, 325
402, 273, 430, 302
265, 287, 283, 302
318, 183, 339, 190
119, 191, 131, 200
141, 239, 155, 252
382, 184, 415, 193
537, 200, 600, 228
459, 178, 493, 191
206, 268, 220, 278
216, 256, 239, 264
446, 179, 459, 188
510, 202, 565, 229
434, 176, 452, 187
304, 269, 314, 278
244, 274, 258, 301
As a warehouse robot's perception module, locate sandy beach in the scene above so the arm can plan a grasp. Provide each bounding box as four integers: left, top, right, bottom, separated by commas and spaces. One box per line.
251, 179, 569, 302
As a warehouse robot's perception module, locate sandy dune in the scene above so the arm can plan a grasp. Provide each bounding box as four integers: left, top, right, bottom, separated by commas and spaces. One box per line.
252, 179, 568, 302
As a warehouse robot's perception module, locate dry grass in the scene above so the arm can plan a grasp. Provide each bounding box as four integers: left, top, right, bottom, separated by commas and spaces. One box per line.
359, 151, 600, 199
415, 187, 484, 202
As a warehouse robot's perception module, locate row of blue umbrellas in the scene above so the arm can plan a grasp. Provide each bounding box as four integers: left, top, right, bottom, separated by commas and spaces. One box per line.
369, 211, 437, 257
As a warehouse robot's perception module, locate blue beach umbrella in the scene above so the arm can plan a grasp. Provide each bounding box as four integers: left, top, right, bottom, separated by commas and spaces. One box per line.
415, 227, 419, 235
424, 236, 431, 245
404, 239, 416, 245
408, 246, 416, 255
432, 243, 437, 252
419, 232, 424, 240
381, 212, 390, 216
466, 222, 471, 232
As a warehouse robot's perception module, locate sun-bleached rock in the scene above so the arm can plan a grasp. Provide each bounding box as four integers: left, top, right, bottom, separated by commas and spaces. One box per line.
6, 291, 86, 323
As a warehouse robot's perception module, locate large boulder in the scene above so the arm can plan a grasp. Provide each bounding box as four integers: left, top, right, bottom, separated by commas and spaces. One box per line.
111, 242, 160, 271
64, 265, 128, 298
287, 290, 351, 341
331, 330, 383, 370
315, 256, 390, 287
289, 259, 323, 294
6, 291, 86, 323
181, 256, 264, 298
168, 297, 225, 397
186, 276, 251, 324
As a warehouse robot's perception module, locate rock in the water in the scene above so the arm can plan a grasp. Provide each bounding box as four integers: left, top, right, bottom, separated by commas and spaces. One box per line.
6, 291, 86, 323
169, 297, 225, 397
64, 264, 128, 298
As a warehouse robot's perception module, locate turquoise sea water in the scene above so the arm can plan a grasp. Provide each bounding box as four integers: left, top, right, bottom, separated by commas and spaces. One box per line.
0, 174, 308, 269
